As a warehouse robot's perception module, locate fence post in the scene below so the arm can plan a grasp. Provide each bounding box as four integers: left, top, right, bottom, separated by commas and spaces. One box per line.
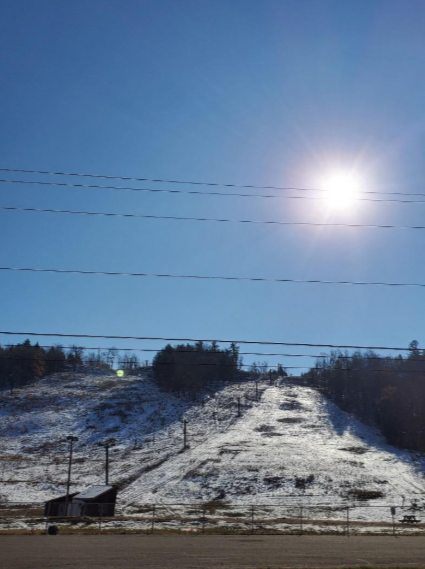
202, 508, 206, 535
346, 507, 350, 537
391, 506, 396, 537
151, 504, 156, 534
251, 505, 255, 534
300, 505, 303, 536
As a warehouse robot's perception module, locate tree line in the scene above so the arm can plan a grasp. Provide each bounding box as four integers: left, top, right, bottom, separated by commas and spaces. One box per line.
0, 341, 140, 392
305, 340, 425, 452
152, 341, 242, 392
0, 338, 287, 395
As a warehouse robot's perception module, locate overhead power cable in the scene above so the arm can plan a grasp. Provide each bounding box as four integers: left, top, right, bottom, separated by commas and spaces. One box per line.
0, 330, 416, 352
3, 204, 425, 231
2, 167, 425, 198
1, 266, 425, 289
1, 178, 425, 204
4, 343, 424, 362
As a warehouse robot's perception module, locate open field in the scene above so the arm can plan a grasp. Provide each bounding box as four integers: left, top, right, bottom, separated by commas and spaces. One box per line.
2, 535, 425, 569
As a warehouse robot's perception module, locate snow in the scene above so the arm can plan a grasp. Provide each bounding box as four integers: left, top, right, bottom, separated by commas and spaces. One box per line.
1, 372, 425, 529
74, 486, 112, 499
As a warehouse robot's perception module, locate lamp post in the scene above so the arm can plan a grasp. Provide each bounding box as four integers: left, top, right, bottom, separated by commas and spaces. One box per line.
183, 420, 188, 449
65, 436, 78, 513
99, 438, 116, 485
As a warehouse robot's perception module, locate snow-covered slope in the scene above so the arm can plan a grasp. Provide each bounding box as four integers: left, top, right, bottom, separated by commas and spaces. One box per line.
1, 373, 424, 521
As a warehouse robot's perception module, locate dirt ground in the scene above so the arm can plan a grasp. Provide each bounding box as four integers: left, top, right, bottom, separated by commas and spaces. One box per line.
2, 534, 425, 569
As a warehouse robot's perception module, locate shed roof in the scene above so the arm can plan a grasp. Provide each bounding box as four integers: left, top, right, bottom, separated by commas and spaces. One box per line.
74, 485, 114, 500
45, 492, 79, 503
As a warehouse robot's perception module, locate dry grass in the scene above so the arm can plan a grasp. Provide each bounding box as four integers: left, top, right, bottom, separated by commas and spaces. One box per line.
347, 488, 384, 500
340, 446, 368, 455
0, 455, 22, 461
97, 380, 119, 390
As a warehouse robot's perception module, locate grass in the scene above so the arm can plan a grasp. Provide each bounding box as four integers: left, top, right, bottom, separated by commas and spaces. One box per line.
0, 455, 22, 461
202, 500, 232, 514
340, 446, 368, 454
97, 380, 119, 390
347, 489, 384, 501
3, 526, 425, 538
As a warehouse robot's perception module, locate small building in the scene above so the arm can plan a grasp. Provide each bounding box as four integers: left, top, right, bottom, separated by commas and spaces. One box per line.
71, 485, 117, 517
45, 486, 117, 517
44, 492, 79, 517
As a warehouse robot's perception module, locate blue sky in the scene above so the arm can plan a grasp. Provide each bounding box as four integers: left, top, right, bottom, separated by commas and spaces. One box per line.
1, 0, 425, 369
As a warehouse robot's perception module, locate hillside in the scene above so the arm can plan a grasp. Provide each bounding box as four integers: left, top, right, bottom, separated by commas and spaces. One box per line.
1, 372, 425, 524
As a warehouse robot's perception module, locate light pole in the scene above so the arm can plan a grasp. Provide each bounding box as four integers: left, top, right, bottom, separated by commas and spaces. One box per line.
183, 420, 188, 449
99, 438, 116, 485
65, 435, 78, 513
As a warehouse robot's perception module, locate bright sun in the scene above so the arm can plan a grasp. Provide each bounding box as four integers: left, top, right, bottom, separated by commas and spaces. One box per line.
323, 170, 361, 209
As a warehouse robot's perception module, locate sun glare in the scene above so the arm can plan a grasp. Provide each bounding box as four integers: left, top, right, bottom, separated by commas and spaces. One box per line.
323, 171, 361, 209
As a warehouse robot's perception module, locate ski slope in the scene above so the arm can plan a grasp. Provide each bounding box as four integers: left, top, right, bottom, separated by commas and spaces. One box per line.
122, 382, 425, 514
1, 372, 425, 523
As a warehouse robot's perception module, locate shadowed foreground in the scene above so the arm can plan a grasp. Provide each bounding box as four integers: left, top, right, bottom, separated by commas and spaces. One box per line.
2, 535, 425, 569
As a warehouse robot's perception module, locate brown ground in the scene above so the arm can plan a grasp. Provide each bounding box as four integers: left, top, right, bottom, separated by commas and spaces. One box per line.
2, 534, 425, 569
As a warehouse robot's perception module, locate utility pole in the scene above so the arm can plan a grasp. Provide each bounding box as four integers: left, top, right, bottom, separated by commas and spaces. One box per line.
65, 436, 78, 514
269, 370, 273, 385
237, 397, 241, 417
183, 420, 188, 449
99, 438, 116, 485
255, 380, 259, 401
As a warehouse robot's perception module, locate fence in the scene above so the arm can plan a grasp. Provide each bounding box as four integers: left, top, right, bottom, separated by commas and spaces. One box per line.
0, 501, 423, 535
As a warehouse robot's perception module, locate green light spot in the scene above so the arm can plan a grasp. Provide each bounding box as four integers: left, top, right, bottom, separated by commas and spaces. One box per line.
116, 369, 124, 378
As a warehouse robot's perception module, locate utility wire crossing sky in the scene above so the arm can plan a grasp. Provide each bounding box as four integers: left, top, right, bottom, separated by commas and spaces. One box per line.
2, 0, 425, 369
2, 177, 425, 203
3, 166, 425, 197
2, 266, 425, 289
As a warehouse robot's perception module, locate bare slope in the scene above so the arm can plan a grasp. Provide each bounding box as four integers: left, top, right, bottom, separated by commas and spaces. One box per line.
122, 382, 425, 513
1, 373, 424, 520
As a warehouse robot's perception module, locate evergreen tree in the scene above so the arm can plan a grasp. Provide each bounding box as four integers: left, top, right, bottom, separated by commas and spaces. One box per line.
153, 342, 239, 393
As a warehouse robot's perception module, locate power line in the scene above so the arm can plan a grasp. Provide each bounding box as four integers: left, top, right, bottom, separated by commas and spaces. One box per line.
0, 330, 416, 351
2, 266, 425, 289
3, 344, 423, 362
3, 204, 425, 231
2, 167, 425, 198
1, 178, 425, 204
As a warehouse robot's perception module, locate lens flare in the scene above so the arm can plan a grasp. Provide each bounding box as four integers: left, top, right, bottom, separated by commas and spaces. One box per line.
323, 171, 360, 208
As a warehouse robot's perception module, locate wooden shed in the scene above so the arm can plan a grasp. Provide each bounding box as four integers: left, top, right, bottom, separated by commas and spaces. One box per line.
45, 486, 117, 517
71, 485, 117, 517
44, 493, 79, 517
